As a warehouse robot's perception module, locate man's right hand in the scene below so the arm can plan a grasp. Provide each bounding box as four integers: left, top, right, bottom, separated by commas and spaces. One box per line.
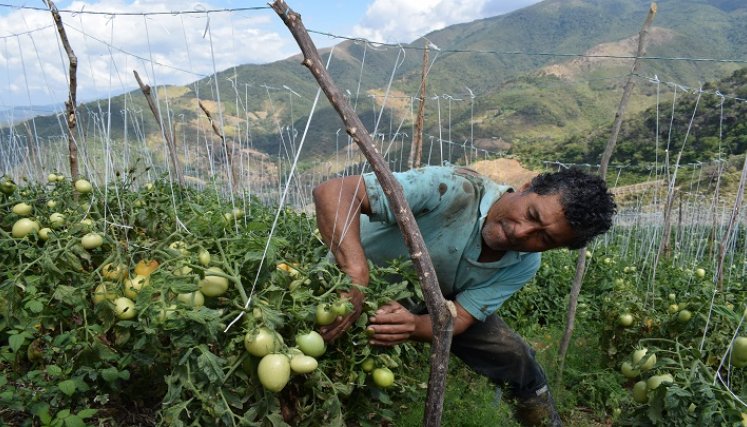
319, 288, 365, 342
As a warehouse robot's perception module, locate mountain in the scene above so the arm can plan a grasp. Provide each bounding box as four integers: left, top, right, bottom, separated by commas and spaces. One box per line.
0, 104, 61, 127
4, 0, 747, 181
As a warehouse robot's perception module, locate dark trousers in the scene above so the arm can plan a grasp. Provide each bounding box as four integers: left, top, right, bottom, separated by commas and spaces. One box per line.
450, 314, 548, 400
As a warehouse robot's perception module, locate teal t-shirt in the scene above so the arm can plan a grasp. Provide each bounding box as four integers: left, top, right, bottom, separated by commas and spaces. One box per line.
361, 166, 541, 321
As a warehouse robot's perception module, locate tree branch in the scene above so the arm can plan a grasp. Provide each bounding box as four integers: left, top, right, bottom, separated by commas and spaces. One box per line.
198, 100, 239, 192
557, 2, 657, 376
133, 70, 184, 186
45, 0, 79, 180
270, 2, 453, 425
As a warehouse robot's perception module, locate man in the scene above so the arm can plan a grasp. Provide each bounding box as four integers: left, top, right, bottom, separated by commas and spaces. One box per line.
312, 165, 616, 426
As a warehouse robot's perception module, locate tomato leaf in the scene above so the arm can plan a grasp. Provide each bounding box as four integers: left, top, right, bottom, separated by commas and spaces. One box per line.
52, 285, 80, 306
76, 408, 97, 419
58, 380, 77, 396
196, 345, 225, 383
30, 403, 52, 424
100, 367, 120, 383
64, 414, 85, 427
8, 333, 26, 353
169, 281, 199, 293
25, 300, 44, 313
46, 365, 62, 377
265, 412, 290, 427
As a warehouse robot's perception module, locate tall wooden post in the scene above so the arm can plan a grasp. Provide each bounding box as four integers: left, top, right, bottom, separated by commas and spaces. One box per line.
558, 3, 657, 374
133, 70, 184, 186
409, 43, 429, 169
271, 2, 453, 426
45, 0, 79, 180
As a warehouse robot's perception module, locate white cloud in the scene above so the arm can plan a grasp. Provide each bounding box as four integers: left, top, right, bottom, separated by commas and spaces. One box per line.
0, 1, 295, 106
0, 0, 542, 106
351, 0, 540, 44
352, 0, 488, 44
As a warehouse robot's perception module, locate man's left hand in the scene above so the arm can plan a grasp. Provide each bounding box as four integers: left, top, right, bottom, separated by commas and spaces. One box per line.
367, 301, 417, 346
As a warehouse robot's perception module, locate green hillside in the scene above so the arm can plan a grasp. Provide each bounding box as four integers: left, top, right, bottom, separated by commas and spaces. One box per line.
5, 0, 747, 176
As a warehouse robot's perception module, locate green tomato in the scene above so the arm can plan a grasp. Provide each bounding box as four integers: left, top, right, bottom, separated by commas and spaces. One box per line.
677, 309, 692, 323
646, 373, 673, 390
617, 313, 634, 327
38, 227, 52, 241
290, 354, 318, 374
49, 212, 65, 228
198, 249, 211, 266
245, 327, 282, 357
295, 331, 326, 357
168, 240, 190, 256
668, 304, 680, 314
621, 361, 639, 379
12, 218, 40, 238
632, 348, 656, 371
372, 367, 395, 388
92, 282, 118, 304
176, 291, 205, 308
199, 267, 229, 297
74, 179, 93, 194
12, 202, 32, 216
101, 263, 127, 281
632, 380, 648, 403
81, 233, 104, 250
332, 299, 351, 316
123, 275, 150, 299
639, 353, 656, 372
113, 297, 137, 320
257, 354, 291, 392
0, 177, 16, 195
695, 268, 706, 279
315, 303, 337, 326
361, 358, 376, 373
733, 337, 747, 361
157, 304, 178, 322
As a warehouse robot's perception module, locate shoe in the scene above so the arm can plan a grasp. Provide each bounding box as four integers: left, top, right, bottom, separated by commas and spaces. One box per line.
515, 387, 562, 427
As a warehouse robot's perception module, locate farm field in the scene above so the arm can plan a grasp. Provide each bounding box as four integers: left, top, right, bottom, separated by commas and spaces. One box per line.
2, 0, 747, 425
2, 175, 745, 426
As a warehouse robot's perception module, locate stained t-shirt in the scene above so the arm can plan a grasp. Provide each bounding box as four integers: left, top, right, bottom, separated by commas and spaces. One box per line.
360, 166, 541, 321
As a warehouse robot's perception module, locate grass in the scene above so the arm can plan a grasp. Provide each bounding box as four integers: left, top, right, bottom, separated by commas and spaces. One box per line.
392, 323, 618, 426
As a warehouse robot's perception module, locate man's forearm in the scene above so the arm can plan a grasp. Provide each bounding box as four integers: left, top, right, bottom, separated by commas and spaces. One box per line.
313, 176, 371, 285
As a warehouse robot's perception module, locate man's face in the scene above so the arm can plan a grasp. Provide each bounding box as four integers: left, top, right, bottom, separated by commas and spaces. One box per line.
482, 185, 576, 253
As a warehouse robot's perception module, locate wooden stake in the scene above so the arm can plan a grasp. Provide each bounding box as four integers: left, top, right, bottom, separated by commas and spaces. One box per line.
270, 2, 453, 426
133, 70, 184, 186
409, 42, 429, 169
199, 100, 239, 192
557, 3, 658, 376
45, 0, 79, 180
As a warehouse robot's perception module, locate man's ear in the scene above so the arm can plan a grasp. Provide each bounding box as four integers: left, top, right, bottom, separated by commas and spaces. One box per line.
518, 182, 531, 192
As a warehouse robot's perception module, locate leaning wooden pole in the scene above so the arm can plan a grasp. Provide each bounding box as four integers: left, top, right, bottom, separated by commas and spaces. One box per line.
270, 2, 453, 426
557, 3, 657, 374
408, 42, 429, 170
45, 0, 79, 180
133, 70, 184, 187
199, 100, 239, 192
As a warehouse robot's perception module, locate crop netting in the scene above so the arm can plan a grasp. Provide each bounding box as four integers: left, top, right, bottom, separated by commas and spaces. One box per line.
2, 2, 747, 424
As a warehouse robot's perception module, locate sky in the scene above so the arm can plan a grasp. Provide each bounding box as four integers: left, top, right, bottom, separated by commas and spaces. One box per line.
0, 0, 542, 107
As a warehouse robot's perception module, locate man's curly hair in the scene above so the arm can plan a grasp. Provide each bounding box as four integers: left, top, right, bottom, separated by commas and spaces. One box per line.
527, 168, 616, 249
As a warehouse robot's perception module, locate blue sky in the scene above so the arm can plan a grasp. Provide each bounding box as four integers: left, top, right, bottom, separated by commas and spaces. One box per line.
0, 0, 541, 106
